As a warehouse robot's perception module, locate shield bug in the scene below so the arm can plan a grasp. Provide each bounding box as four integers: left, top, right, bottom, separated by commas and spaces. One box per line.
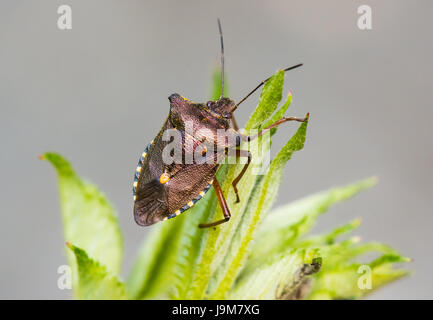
133, 19, 307, 228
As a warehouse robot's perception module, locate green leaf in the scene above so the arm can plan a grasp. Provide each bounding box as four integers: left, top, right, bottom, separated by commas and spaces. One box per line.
182, 70, 304, 299
249, 177, 378, 268
295, 218, 362, 248
67, 243, 127, 300
245, 70, 285, 130
308, 241, 410, 299
210, 67, 228, 100
126, 219, 184, 299
315, 240, 406, 270
207, 116, 309, 299
263, 90, 293, 136
230, 249, 321, 300
41, 153, 123, 294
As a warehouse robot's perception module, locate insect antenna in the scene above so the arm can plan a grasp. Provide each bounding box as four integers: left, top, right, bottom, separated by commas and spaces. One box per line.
231, 63, 303, 113
217, 18, 224, 99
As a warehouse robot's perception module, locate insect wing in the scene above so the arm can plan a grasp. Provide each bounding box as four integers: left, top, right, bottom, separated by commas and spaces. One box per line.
134, 120, 170, 226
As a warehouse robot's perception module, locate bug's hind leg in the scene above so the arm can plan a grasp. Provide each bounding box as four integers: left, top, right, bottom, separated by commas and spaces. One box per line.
199, 178, 231, 228
232, 149, 251, 203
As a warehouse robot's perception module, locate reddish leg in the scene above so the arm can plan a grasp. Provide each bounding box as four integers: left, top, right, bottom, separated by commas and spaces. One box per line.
199, 178, 231, 228
243, 115, 308, 142
232, 149, 252, 203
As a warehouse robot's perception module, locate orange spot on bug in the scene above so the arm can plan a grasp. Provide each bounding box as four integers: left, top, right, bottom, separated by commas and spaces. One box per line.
160, 173, 170, 184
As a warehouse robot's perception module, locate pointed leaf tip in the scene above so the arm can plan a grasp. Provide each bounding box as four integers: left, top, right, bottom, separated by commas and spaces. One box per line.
45, 152, 123, 296
40, 152, 76, 176
67, 243, 127, 300
353, 218, 362, 226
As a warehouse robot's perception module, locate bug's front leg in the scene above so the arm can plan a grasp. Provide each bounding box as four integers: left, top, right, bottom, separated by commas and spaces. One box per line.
231, 149, 252, 203
242, 115, 309, 142
199, 178, 231, 228
228, 115, 308, 202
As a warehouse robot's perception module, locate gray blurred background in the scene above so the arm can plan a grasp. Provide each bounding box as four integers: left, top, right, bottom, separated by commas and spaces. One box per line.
1, 0, 432, 299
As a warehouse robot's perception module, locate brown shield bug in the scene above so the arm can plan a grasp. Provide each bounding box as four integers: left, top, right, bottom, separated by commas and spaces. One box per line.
133, 19, 307, 228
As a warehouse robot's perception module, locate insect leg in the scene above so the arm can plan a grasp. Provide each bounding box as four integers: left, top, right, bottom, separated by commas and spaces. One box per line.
232, 149, 252, 203
198, 178, 231, 228
242, 115, 308, 142
231, 115, 240, 131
